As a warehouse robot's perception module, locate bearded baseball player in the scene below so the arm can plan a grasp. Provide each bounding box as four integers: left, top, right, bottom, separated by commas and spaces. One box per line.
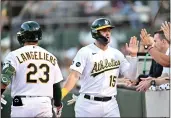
1, 21, 63, 117
61, 18, 138, 117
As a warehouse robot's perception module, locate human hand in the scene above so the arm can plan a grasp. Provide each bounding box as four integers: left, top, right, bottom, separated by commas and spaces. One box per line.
136, 78, 152, 92
125, 36, 139, 57
67, 94, 78, 105
140, 29, 154, 47
161, 21, 170, 42
54, 103, 63, 118
123, 79, 132, 87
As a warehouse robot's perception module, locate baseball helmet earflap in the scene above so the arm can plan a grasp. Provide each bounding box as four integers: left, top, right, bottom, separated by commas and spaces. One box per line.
91, 18, 115, 45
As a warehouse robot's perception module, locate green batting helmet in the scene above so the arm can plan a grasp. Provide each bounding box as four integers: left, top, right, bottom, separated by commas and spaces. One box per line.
17, 21, 42, 45
91, 18, 115, 45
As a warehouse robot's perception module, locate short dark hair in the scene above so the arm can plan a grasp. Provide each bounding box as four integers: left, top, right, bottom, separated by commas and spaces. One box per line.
154, 30, 169, 43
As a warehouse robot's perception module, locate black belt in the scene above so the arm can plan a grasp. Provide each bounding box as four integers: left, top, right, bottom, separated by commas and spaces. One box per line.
84, 94, 115, 102
12, 96, 43, 106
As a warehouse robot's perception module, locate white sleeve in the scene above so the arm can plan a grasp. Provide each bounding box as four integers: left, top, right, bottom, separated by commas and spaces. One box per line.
162, 67, 169, 76
54, 60, 64, 83
161, 48, 170, 76
120, 55, 138, 80
3, 52, 17, 71
70, 48, 87, 74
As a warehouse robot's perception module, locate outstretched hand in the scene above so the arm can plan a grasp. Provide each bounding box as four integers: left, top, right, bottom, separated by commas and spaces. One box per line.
161, 21, 170, 42
125, 36, 138, 57
140, 29, 154, 46
67, 94, 78, 105
136, 78, 152, 92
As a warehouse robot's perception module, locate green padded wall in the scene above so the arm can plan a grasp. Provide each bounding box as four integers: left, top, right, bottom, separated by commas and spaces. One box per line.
117, 87, 146, 117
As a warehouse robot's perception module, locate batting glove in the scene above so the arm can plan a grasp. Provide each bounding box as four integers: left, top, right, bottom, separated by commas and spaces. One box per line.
67, 94, 78, 105
54, 102, 63, 118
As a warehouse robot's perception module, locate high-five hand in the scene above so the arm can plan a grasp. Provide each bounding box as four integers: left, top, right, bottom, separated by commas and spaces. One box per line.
161, 21, 170, 41
126, 36, 138, 57
140, 29, 154, 46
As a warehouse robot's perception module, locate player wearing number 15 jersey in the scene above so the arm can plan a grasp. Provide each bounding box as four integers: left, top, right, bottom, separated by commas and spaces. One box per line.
1, 21, 63, 117
61, 18, 139, 117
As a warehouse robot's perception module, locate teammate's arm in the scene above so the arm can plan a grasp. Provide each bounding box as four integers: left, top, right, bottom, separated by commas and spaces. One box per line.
61, 70, 80, 99
1, 63, 16, 94
53, 83, 62, 107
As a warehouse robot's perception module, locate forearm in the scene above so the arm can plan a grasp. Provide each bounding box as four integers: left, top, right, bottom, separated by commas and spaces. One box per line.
154, 77, 170, 86
63, 77, 78, 92
53, 83, 62, 107
124, 56, 138, 80
149, 48, 170, 67
62, 71, 80, 99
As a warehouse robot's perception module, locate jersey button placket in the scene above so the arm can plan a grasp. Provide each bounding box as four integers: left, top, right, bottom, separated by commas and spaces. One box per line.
101, 51, 106, 95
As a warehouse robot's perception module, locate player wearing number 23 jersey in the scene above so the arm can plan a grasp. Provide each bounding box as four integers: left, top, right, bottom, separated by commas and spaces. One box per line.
5, 45, 62, 97
1, 21, 63, 117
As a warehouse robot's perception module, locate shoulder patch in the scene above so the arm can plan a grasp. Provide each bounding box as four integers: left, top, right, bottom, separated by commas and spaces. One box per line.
76, 62, 81, 67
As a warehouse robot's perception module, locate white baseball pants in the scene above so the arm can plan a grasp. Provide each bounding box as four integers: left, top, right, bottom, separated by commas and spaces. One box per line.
11, 97, 53, 117
75, 94, 120, 117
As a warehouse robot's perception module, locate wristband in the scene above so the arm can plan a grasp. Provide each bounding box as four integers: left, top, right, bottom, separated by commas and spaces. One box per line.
147, 46, 153, 52
62, 88, 69, 99
150, 80, 156, 86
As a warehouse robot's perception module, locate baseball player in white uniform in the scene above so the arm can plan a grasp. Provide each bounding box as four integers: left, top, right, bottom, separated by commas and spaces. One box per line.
61, 18, 138, 117
1, 21, 63, 117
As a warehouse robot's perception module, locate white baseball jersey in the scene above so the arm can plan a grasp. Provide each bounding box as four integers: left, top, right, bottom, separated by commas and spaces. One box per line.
3, 45, 63, 98
70, 43, 137, 96
162, 48, 170, 76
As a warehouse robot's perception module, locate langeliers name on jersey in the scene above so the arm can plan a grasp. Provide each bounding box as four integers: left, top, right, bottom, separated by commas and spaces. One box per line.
16, 51, 56, 66
91, 59, 120, 77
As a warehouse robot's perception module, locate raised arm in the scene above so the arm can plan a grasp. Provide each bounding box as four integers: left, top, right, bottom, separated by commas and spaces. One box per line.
125, 36, 138, 80
161, 21, 170, 42
140, 29, 170, 67
120, 36, 138, 80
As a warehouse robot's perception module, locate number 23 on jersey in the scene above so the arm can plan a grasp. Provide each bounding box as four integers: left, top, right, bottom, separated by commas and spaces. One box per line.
26, 63, 50, 83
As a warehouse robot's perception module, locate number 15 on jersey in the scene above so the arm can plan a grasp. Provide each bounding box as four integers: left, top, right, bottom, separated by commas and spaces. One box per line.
109, 75, 116, 87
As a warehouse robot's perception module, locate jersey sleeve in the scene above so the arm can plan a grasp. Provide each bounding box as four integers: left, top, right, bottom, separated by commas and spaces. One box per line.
70, 48, 87, 74
118, 53, 130, 74
1, 52, 17, 85
118, 52, 138, 80
54, 60, 64, 84
162, 67, 169, 76
3, 52, 18, 71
